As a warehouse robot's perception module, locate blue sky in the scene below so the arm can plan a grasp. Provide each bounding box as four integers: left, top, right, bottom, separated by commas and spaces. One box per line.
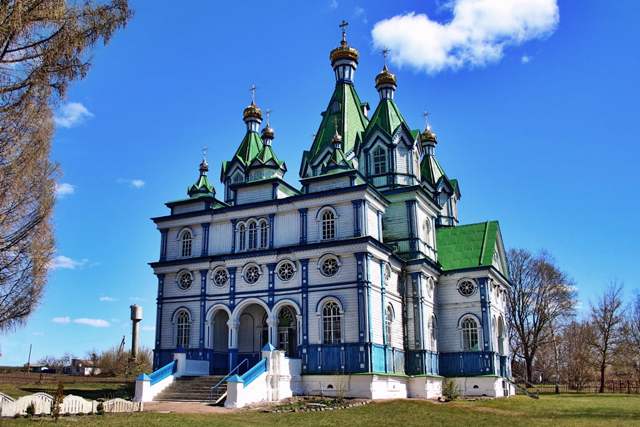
1, 0, 639, 365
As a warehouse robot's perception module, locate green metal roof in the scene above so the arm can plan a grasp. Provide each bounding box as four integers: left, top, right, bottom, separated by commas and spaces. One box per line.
436, 221, 502, 271
187, 173, 215, 198
420, 154, 446, 187
306, 83, 369, 165
220, 130, 263, 178
363, 98, 408, 140
321, 145, 354, 174
253, 144, 285, 168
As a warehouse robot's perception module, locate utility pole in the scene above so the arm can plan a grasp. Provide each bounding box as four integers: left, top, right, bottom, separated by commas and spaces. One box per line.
26, 344, 32, 373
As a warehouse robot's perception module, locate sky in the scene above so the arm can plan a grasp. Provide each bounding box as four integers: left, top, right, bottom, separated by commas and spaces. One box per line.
2, 0, 639, 365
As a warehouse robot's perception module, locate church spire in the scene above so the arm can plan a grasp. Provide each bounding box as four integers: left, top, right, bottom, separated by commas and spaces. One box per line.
330, 20, 359, 83
188, 147, 215, 198
420, 112, 438, 155
261, 109, 274, 146
375, 49, 397, 100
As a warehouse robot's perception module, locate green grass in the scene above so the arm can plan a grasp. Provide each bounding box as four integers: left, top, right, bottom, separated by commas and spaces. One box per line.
2, 394, 640, 426
0, 382, 132, 400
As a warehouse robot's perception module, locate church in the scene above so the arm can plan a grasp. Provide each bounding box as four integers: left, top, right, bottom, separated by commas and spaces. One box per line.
148, 26, 513, 399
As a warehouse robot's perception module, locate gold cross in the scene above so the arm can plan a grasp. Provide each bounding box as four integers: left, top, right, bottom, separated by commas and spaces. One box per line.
339, 20, 349, 42
249, 84, 257, 104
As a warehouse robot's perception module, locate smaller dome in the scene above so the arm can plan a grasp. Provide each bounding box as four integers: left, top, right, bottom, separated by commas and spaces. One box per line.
421, 126, 437, 144
261, 125, 275, 140
330, 39, 359, 65
243, 102, 262, 121
375, 65, 397, 89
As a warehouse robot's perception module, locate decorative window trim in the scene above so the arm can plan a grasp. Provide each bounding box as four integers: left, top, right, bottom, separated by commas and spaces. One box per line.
457, 278, 477, 297
316, 206, 338, 241
259, 219, 269, 249
319, 299, 343, 345
275, 259, 297, 282
174, 309, 191, 349
383, 263, 392, 283
372, 145, 388, 175
459, 315, 480, 352
384, 303, 394, 344
241, 263, 262, 284
176, 269, 194, 291
178, 228, 194, 258
318, 254, 341, 277
211, 266, 229, 287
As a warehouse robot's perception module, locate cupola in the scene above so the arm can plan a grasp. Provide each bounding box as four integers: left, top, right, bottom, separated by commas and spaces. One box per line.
330, 20, 359, 83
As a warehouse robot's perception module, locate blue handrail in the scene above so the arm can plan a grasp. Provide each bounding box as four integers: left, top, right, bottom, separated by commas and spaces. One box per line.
149, 360, 177, 386
209, 359, 249, 401
241, 358, 266, 386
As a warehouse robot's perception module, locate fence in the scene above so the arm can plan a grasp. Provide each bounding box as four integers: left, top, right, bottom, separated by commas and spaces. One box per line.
0, 392, 142, 417
0, 372, 130, 385
520, 381, 640, 394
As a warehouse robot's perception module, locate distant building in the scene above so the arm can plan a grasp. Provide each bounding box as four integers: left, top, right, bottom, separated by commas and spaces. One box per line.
69, 359, 101, 376
150, 26, 513, 398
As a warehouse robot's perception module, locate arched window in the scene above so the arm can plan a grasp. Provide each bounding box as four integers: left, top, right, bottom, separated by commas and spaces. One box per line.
176, 310, 190, 348
238, 224, 246, 251
180, 230, 192, 257
461, 317, 479, 351
259, 220, 268, 248
321, 209, 335, 240
322, 301, 342, 344
384, 304, 394, 344
430, 315, 437, 349
373, 146, 387, 175
248, 222, 257, 250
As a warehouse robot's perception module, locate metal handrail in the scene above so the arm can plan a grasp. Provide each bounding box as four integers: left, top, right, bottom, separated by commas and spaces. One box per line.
208, 358, 249, 401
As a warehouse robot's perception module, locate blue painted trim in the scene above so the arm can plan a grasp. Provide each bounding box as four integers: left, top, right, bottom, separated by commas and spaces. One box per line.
153, 274, 165, 369
478, 278, 493, 352
439, 351, 495, 377
351, 200, 362, 237
230, 219, 237, 253
456, 312, 483, 328
228, 348, 238, 372
271, 182, 278, 200
228, 267, 237, 310
201, 223, 210, 256
267, 263, 276, 308
365, 255, 373, 367
362, 200, 368, 235
241, 358, 266, 385
199, 269, 207, 349
355, 253, 366, 344
301, 259, 309, 346
227, 374, 244, 383
159, 230, 168, 261
149, 360, 177, 386
314, 295, 345, 313
298, 208, 308, 244
268, 213, 275, 248
170, 305, 194, 322
405, 200, 417, 252
377, 210, 383, 241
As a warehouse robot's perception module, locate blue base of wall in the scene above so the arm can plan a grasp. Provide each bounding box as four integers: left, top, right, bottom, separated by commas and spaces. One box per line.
439, 351, 509, 377
371, 344, 405, 374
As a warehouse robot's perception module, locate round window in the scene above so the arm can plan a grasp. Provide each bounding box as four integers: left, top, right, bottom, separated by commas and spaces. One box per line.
212, 268, 229, 287
277, 261, 295, 282
177, 271, 193, 290
458, 280, 476, 297
320, 257, 339, 277
244, 265, 261, 284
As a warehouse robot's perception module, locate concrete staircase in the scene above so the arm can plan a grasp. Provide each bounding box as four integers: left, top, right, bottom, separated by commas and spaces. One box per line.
155, 375, 227, 403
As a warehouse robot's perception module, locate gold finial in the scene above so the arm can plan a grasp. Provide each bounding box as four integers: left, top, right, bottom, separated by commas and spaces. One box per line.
421, 111, 437, 144
199, 146, 209, 174
265, 109, 271, 126
382, 48, 390, 68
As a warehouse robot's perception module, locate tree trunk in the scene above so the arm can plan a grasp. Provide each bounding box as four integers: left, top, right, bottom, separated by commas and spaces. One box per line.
526, 356, 534, 384
599, 362, 606, 393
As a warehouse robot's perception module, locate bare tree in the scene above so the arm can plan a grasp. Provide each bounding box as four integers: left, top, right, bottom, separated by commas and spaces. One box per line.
560, 320, 596, 390
506, 249, 577, 383
625, 293, 640, 380
0, 1, 132, 331
590, 281, 625, 393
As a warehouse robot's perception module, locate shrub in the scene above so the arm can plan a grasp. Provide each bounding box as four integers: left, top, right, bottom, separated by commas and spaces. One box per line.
26, 402, 36, 417
442, 378, 460, 401
52, 381, 64, 421
96, 402, 104, 416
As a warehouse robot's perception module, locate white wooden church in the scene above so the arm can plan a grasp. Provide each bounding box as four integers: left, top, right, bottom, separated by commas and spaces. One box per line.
148, 27, 514, 400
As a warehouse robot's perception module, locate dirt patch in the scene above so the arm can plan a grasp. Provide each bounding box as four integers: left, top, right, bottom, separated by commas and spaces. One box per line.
143, 401, 238, 414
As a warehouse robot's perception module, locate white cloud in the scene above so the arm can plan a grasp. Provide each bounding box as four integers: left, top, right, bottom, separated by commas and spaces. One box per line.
117, 178, 145, 189
354, 6, 368, 24
129, 296, 145, 302
372, 0, 559, 74
99, 296, 117, 302
54, 102, 94, 128
521, 54, 531, 63
73, 318, 110, 328
55, 182, 75, 198
48, 255, 88, 270
329, 0, 338, 9
52, 316, 71, 324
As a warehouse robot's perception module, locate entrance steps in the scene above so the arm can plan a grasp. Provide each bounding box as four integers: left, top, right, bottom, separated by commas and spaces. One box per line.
155, 375, 227, 403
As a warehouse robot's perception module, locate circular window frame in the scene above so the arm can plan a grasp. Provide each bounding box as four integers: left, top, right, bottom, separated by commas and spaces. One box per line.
242, 263, 262, 285
211, 266, 229, 287
457, 279, 477, 297
276, 260, 296, 282
176, 270, 194, 291
318, 255, 340, 277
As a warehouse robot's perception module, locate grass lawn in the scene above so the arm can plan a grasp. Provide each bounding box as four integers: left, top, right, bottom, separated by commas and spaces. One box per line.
2, 394, 640, 426
0, 382, 133, 400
